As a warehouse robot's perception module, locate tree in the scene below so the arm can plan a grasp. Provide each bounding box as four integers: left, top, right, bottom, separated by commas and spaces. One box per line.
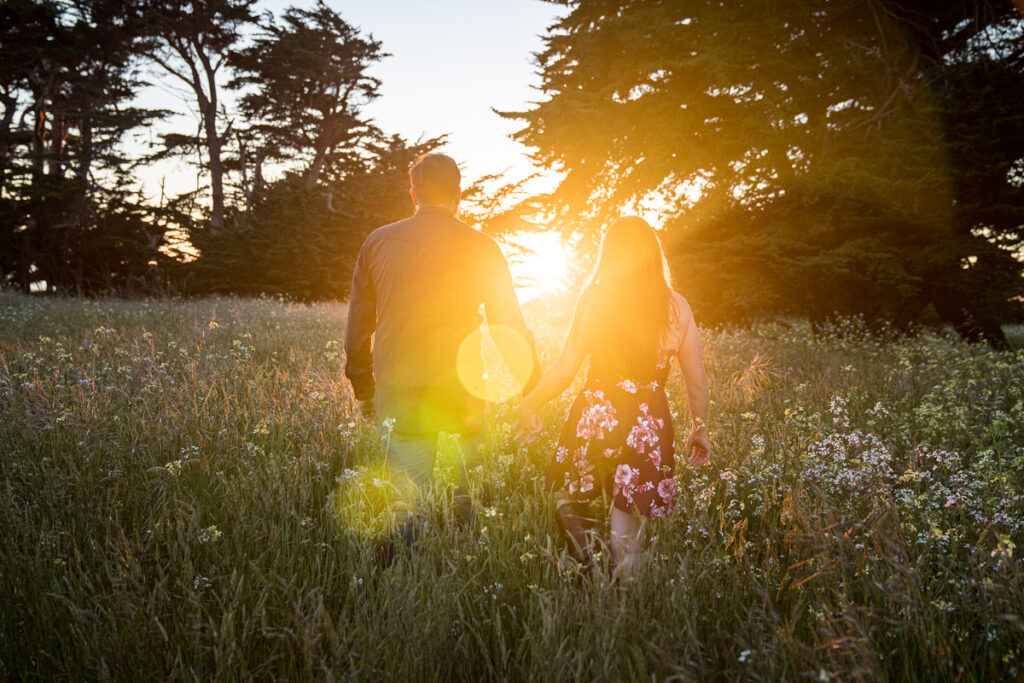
143, 0, 258, 233
190, 134, 442, 300
504, 0, 1024, 342
0, 0, 172, 294
228, 0, 386, 196
181, 2, 433, 301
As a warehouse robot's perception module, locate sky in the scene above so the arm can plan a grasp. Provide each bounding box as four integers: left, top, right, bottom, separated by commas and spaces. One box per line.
138, 0, 566, 198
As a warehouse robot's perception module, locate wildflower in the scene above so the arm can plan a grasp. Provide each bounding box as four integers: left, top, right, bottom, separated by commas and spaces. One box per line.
991, 535, 1015, 560
739, 650, 752, 663
197, 525, 222, 544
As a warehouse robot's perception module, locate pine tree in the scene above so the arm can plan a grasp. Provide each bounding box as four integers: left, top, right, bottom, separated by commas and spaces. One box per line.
187, 3, 441, 299
228, 0, 385, 195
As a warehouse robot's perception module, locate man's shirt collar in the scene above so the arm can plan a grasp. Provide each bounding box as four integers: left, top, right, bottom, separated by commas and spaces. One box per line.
415, 205, 454, 216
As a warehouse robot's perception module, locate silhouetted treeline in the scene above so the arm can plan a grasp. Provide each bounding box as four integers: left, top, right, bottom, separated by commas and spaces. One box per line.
0, 0, 440, 300
502, 0, 1024, 346
2, 0, 1023, 348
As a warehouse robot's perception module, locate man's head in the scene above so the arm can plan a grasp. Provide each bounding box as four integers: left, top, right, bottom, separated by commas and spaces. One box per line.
409, 153, 461, 211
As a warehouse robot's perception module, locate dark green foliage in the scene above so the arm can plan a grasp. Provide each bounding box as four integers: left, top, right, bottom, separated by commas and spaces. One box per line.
0, 0, 433, 301
0, 0, 172, 295
177, 2, 440, 301
190, 135, 441, 300
506, 0, 1024, 339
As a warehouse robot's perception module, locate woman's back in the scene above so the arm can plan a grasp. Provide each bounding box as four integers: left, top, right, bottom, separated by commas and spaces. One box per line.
572, 285, 690, 383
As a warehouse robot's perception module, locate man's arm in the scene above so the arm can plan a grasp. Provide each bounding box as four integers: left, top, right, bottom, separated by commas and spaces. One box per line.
482, 240, 542, 395
345, 243, 377, 406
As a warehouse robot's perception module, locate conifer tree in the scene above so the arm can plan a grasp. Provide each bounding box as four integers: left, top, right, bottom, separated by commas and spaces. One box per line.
505, 0, 1023, 342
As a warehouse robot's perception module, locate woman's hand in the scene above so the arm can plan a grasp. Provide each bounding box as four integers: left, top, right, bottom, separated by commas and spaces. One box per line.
685, 424, 711, 466
513, 399, 543, 445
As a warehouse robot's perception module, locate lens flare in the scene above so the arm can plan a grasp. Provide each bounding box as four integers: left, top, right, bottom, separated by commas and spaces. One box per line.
456, 324, 535, 402
330, 464, 418, 536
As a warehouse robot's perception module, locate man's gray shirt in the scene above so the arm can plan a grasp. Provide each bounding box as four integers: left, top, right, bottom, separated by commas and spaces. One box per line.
345, 206, 540, 430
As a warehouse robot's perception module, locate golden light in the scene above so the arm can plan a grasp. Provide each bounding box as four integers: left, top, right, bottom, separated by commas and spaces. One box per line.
330, 464, 416, 537
456, 324, 536, 402
503, 230, 572, 302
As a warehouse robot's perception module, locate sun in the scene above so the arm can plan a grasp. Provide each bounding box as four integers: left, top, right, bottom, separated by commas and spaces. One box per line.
503, 230, 572, 302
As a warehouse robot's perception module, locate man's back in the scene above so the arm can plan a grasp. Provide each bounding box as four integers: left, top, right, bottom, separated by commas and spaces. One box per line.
345, 206, 537, 432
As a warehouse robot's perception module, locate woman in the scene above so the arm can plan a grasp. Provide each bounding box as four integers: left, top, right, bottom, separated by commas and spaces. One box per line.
516, 216, 711, 576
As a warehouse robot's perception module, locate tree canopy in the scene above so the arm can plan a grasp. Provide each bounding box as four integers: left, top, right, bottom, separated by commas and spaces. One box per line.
0, 0, 437, 299
505, 0, 1024, 342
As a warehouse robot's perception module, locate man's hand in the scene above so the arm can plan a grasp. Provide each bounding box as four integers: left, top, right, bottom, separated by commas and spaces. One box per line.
357, 399, 376, 423
685, 425, 711, 466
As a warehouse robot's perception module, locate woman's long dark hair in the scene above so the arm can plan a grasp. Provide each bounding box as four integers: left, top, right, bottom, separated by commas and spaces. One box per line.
582, 216, 674, 379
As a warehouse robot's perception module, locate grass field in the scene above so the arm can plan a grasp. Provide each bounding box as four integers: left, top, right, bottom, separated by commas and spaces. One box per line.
1, 290, 1023, 680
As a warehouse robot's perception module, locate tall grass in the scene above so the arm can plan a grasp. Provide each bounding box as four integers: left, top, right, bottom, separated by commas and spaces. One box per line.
1, 291, 1022, 680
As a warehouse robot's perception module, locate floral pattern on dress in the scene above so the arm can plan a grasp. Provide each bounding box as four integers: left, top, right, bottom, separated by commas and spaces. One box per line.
626, 403, 663, 455
575, 390, 618, 439
546, 374, 677, 518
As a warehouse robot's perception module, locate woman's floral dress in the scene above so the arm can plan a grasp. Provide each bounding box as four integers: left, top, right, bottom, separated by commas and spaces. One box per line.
545, 292, 688, 518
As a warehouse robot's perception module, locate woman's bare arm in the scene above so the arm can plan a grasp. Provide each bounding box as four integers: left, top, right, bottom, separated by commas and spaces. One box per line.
514, 314, 588, 443
520, 337, 586, 414
675, 299, 711, 464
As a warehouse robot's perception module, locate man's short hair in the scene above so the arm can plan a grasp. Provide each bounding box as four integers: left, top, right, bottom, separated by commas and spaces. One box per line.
409, 153, 460, 205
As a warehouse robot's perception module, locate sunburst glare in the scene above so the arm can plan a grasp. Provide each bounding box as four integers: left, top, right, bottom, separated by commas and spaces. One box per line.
503, 230, 573, 302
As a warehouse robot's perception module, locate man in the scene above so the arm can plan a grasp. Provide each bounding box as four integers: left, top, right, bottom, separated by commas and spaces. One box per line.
345, 153, 540, 528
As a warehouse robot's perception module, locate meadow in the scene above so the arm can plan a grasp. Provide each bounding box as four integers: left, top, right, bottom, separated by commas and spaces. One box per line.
1, 290, 1022, 681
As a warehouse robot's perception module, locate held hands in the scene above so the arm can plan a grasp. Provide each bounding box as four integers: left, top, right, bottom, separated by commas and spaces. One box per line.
513, 397, 544, 445
684, 422, 711, 466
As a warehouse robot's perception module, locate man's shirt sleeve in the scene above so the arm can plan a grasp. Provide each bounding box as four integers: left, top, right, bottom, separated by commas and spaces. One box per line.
345, 242, 377, 401
482, 239, 543, 395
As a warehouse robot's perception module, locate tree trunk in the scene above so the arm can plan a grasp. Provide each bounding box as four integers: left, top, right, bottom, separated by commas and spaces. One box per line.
77, 118, 92, 184
0, 92, 16, 194
48, 110, 63, 178
304, 144, 327, 191
197, 49, 224, 233
204, 104, 224, 232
